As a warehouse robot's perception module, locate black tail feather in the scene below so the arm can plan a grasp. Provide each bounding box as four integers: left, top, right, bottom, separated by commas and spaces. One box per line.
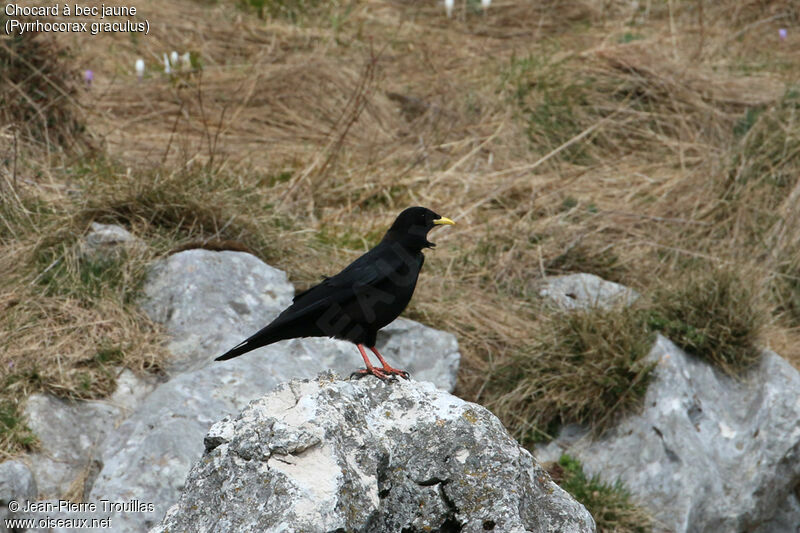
215, 341, 252, 361
215, 327, 283, 361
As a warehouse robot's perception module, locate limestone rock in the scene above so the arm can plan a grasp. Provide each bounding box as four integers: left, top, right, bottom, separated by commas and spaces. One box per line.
0, 461, 37, 533
0, 460, 36, 505
86, 354, 288, 531
87, 336, 459, 531
152, 375, 595, 533
22, 370, 158, 498
536, 335, 800, 532
538, 273, 639, 310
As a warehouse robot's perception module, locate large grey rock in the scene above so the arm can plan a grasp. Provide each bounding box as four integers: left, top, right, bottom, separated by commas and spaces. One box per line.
536, 335, 800, 532
538, 273, 639, 310
85, 249, 461, 531
87, 334, 459, 531
86, 350, 292, 531
152, 375, 595, 533
23, 370, 157, 498
0, 461, 37, 533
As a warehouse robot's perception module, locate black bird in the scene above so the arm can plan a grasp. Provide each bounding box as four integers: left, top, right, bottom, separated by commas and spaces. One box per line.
215, 207, 455, 379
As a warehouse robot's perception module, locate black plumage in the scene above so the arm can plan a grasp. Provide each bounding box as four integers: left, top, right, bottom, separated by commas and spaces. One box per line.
215, 206, 454, 379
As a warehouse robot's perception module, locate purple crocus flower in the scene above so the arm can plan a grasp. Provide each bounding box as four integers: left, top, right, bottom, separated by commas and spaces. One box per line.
779, 28, 787, 41
84, 69, 94, 87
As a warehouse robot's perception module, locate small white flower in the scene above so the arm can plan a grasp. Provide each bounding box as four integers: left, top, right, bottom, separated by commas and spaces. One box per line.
181, 52, 192, 71
445, 0, 454, 18
163, 53, 172, 75
135, 58, 145, 79
481, 0, 491, 8
170, 51, 179, 66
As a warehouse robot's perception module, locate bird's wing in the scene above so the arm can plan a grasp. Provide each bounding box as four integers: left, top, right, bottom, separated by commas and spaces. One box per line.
280, 241, 424, 321
287, 245, 393, 311
292, 276, 330, 302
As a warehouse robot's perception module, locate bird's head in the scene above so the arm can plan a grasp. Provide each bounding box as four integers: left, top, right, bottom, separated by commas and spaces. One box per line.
382, 206, 455, 250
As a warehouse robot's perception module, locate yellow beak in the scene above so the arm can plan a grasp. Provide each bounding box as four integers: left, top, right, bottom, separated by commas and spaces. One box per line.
433, 216, 455, 226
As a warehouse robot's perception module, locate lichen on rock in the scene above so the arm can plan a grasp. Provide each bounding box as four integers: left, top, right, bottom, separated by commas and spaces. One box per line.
152, 373, 596, 533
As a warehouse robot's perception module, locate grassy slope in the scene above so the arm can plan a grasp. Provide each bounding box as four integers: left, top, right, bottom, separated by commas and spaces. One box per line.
2, 0, 800, 525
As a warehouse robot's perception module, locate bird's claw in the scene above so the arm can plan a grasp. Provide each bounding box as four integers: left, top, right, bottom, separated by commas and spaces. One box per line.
349, 368, 391, 381
349, 369, 370, 380
381, 367, 410, 380
349, 367, 409, 381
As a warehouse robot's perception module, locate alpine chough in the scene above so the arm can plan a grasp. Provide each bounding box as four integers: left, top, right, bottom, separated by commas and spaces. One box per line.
215, 206, 455, 379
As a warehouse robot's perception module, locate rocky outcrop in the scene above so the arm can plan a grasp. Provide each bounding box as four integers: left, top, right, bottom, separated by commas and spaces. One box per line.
19, 246, 461, 532
536, 335, 800, 533
14, 234, 795, 533
153, 374, 596, 533
0, 462, 36, 504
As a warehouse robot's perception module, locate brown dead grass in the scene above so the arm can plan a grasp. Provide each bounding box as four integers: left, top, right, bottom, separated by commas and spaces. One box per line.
3, 0, 800, 473
0, 192, 164, 457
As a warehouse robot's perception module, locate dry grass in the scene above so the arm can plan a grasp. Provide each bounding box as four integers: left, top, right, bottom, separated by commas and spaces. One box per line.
3, 1, 800, 513
0, 19, 89, 151
0, 187, 164, 456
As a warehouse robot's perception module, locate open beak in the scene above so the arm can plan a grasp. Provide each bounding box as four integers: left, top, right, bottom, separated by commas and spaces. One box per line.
433, 216, 455, 226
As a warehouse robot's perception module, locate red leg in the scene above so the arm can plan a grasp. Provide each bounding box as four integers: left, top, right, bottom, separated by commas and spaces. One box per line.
370, 346, 409, 379
350, 344, 390, 380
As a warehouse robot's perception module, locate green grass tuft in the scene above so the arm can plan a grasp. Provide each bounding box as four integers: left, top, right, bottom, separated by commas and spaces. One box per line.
485, 305, 656, 445
545, 242, 627, 284
732, 107, 764, 138
503, 53, 594, 163
35, 244, 138, 303
549, 454, 652, 533
0, 398, 38, 456
647, 267, 764, 376
618, 32, 644, 44
71, 164, 295, 262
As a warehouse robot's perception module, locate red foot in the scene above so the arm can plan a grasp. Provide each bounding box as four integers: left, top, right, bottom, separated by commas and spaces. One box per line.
377, 365, 409, 379
350, 344, 410, 381
369, 346, 410, 379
